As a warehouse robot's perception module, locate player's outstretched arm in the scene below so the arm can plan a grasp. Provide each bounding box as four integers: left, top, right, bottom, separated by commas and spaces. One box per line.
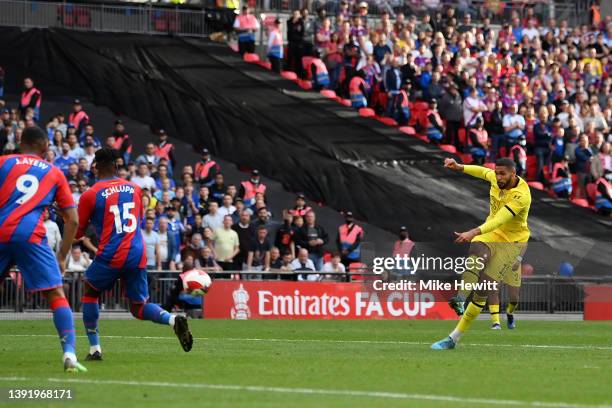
57, 207, 79, 274
444, 158, 464, 173
445, 158, 495, 183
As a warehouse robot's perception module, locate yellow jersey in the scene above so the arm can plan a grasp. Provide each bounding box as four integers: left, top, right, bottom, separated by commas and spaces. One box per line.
464, 165, 531, 243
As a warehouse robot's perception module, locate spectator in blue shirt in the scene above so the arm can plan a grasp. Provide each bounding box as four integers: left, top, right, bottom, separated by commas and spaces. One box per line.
575, 135, 594, 198
533, 108, 553, 178
55, 141, 77, 175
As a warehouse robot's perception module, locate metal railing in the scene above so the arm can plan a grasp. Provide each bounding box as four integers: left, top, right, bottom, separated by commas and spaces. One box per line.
254, 0, 563, 24
0, 0, 218, 37
1, 269, 610, 314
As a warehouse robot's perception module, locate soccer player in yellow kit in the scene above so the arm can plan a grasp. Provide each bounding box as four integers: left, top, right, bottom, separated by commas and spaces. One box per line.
432, 157, 531, 350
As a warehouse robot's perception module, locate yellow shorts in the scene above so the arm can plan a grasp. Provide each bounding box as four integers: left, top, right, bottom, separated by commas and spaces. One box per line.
472, 231, 525, 288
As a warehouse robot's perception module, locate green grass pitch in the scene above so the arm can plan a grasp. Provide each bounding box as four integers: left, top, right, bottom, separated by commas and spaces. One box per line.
0, 319, 611, 407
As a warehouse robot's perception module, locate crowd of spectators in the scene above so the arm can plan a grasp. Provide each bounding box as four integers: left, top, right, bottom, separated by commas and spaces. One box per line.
0, 79, 371, 277
255, 2, 612, 212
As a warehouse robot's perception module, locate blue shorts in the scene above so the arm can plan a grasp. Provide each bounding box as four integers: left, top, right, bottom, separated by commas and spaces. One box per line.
0, 242, 63, 292
84, 260, 149, 303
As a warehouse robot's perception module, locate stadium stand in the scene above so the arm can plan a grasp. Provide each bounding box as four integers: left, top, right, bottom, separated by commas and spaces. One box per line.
0, 4, 611, 279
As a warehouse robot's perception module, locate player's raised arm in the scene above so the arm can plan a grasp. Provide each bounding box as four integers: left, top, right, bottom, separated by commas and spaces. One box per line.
445, 157, 496, 183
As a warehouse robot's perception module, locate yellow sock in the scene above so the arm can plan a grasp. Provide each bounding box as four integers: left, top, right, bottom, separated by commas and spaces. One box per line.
506, 302, 518, 315
450, 295, 486, 342
489, 304, 500, 325
458, 255, 483, 298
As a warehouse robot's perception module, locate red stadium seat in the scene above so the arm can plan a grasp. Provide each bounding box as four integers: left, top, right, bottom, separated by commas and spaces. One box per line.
256, 60, 271, 70
414, 101, 428, 111
458, 153, 473, 164
399, 126, 416, 135
586, 183, 597, 203
457, 128, 467, 146
320, 89, 336, 99
571, 198, 589, 208
526, 155, 537, 180
243, 53, 260, 63
348, 262, 369, 281
297, 79, 312, 90
570, 174, 578, 198
439, 144, 457, 154
339, 98, 351, 107
376, 117, 398, 126
281, 71, 298, 81
527, 181, 544, 190
415, 134, 429, 142
359, 108, 375, 118
484, 162, 496, 169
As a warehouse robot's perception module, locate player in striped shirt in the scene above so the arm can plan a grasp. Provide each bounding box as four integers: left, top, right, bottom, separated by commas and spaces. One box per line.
0, 127, 86, 373
77, 148, 193, 361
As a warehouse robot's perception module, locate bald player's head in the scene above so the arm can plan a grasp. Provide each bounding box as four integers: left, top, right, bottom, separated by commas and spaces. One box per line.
20, 126, 49, 156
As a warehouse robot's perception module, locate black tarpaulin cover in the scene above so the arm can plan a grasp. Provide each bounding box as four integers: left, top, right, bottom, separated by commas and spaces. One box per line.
0, 27, 610, 275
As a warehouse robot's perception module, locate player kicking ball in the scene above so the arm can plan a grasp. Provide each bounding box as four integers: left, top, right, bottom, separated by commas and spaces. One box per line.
432, 158, 531, 350
76, 148, 193, 361
0, 127, 86, 372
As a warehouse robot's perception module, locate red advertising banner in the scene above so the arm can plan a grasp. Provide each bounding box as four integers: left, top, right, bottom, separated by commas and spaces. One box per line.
203, 281, 457, 320
584, 285, 612, 320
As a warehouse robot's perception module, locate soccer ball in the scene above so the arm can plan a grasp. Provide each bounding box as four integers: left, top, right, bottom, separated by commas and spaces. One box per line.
181, 269, 212, 296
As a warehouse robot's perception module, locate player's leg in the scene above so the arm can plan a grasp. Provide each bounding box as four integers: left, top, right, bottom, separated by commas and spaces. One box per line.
126, 268, 193, 352
506, 285, 519, 329
81, 260, 120, 360
504, 263, 522, 330
82, 281, 103, 360
488, 289, 502, 330
448, 241, 490, 316
432, 271, 496, 349
14, 242, 86, 372
43, 287, 87, 372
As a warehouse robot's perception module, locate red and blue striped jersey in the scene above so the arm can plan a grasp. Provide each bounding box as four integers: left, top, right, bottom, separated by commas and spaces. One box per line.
77, 178, 146, 269
0, 154, 75, 244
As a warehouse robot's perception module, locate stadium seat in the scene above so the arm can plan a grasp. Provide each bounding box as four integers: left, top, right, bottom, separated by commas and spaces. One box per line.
526, 156, 537, 180
243, 53, 260, 63
358, 108, 375, 118
376, 117, 398, 126
297, 79, 312, 90
571, 198, 589, 208
439, 144, 457, 154
528, 181, 544, 190
399, 126, 416, 135
348, 262, 369, 281
521, 264, 534, 276
484, 162, 496, 169
256, 60, 271, 70
281, 71, 298, 81
570, 174, 578, 198
339, 98, 351, 107
320, 89, 336, 99
457, 128, 467, 146
458, 153, 473, 164
415, 133, 429, 142
586, 183, 597, 203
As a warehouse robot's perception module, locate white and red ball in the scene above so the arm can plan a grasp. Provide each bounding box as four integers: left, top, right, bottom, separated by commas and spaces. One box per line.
181, 269, 212, 295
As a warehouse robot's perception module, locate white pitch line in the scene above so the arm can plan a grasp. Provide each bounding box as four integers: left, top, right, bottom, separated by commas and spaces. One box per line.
0, 377, 609, 408
1, 333, 612, 351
